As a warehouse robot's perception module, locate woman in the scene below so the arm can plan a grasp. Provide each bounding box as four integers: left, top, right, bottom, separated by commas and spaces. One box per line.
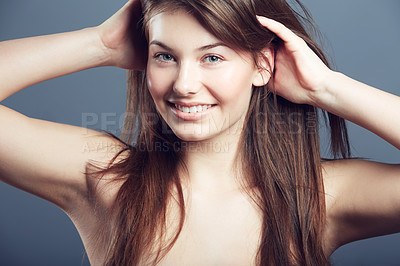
0, 0, 399, 265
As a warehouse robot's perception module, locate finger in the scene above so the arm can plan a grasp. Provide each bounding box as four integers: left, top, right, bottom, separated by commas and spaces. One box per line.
256, 15, 301, 44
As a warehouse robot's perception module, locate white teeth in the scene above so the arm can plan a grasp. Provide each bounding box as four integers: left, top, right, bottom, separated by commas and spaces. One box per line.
174, 103, 213, 113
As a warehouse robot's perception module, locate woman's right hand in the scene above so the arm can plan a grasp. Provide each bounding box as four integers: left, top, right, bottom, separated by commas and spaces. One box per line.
97, 0, 147, 70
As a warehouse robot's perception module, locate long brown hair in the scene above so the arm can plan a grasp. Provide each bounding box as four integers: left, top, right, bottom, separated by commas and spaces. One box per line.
89, 0, 350, 265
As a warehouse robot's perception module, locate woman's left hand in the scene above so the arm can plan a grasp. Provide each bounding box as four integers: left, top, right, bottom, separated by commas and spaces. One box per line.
257, 16, 333, 106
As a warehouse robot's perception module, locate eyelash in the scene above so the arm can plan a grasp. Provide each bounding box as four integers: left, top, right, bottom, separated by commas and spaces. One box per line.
153, 53, 223, 65
154, 53, 175, 63
203, 55, 222, 64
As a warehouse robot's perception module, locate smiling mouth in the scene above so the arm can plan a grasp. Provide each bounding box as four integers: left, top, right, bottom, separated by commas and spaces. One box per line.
169, 103, 216, 114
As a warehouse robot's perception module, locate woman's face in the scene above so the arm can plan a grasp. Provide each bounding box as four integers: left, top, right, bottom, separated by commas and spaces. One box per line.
146, 10, 261, 142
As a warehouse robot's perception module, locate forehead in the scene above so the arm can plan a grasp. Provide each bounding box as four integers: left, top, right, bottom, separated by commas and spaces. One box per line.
148, 10, 221, 47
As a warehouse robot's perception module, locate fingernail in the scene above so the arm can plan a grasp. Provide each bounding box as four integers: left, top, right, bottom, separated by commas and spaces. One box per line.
256, 15, 271, 21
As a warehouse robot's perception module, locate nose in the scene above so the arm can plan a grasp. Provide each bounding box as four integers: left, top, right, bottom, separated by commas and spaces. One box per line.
173, 61, 201, 96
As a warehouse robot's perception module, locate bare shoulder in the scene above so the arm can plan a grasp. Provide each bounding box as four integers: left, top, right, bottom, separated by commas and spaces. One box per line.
60, 132, 130, 265
321, 159, 400, 252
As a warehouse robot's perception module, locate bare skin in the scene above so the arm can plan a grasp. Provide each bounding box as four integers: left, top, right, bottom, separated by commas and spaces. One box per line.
0, 0, 399, 265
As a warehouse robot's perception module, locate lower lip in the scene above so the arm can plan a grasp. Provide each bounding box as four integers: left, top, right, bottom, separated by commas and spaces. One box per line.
169, 104, 216, 121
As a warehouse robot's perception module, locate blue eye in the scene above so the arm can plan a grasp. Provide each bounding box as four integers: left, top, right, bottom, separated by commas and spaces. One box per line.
155, 53, 175, 62
204, 55, 222, 64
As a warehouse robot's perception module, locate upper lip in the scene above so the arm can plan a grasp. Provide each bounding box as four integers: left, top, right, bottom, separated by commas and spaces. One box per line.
168, 101, 215, 107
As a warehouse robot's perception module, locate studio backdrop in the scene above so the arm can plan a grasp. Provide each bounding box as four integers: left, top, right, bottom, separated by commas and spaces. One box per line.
0, 0, 399, 265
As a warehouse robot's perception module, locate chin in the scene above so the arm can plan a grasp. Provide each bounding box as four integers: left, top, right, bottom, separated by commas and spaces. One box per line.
173, 132, 211, 142
170, 127, 218, 143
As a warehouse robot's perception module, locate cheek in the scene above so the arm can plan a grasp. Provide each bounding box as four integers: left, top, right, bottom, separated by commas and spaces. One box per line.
203, 66, 254, 104
146, 65, 174, 100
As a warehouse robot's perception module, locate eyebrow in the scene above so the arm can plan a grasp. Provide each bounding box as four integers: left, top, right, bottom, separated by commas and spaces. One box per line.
149, 40, 228, 51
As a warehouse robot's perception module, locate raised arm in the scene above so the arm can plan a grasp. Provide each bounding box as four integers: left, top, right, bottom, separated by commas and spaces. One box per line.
0, 0, 144, 212
256, 16, 400, 150
257, 16, 400, 252
0, 0, 145, 100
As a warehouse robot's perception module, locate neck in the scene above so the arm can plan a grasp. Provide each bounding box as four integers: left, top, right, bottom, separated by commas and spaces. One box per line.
180, 122, 244, 192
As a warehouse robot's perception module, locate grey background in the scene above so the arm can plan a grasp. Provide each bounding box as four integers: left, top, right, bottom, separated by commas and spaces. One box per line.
0, 0, 399, 265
